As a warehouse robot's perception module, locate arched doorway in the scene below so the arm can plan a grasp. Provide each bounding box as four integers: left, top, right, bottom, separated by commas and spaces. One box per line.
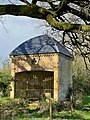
15, 71, 54, 100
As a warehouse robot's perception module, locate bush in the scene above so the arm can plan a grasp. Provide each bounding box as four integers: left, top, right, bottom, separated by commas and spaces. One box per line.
72, 56, 90, 96
0, 58, 11, 97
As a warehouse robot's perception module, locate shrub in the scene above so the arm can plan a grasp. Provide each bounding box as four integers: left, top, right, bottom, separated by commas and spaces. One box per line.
72, 56, 90, 96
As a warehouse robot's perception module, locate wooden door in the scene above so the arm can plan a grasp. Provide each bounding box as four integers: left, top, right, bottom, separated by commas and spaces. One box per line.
15, 71, 54, 100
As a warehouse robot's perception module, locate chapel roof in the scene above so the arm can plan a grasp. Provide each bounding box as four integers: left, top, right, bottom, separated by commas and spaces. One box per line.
10, 35, 73, 58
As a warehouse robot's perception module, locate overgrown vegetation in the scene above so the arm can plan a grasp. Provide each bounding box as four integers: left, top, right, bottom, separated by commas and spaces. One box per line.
0, 56, 90, 119
0, 58, 11, 97
73, 55, 90, 96
0, 96, 90, 120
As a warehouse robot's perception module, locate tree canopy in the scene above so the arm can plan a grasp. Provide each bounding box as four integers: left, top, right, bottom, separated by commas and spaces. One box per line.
0, 0, 90, 69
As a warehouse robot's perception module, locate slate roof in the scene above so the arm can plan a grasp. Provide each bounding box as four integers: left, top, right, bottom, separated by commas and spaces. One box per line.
10, 35, 73, 58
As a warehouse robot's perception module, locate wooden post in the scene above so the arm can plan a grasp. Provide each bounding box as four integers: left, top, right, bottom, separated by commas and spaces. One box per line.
69, 88, 73, 115
44, 93, 52, 120
10, 58, 15, 98
70, 95, 73, 115
49, 97, 52, 120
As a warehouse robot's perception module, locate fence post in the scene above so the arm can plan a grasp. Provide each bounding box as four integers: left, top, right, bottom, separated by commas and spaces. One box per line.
44, 92, 52, 120
49, 97, 52, 120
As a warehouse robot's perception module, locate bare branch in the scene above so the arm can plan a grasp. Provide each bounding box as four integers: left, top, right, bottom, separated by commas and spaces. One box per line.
20, 0, 30, 5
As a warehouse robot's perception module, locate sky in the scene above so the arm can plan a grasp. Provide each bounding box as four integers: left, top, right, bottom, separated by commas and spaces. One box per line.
0, 0, 47, 67
0, 15, 45, 67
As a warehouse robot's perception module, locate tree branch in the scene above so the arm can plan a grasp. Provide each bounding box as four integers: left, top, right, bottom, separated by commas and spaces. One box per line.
46, 14, 90, 32
56, 0, 71, 12
0, 3, 90, 32
67, 5, 90, 21
20, 0, 31, 5
0, 4, 55, 19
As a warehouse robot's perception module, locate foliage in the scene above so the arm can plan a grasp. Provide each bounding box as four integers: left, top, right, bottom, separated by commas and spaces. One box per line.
72, 55, 90, 95
0, 58, 11, 96
83, 96, 90, 107
0, 70, 11, 84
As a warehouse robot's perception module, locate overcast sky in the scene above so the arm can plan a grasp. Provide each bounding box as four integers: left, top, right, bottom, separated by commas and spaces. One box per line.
0, 15, 45, 67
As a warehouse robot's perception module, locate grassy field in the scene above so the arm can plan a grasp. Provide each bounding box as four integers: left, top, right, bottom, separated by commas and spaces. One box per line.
0, 96, 90, 120
14, 110, 90, 120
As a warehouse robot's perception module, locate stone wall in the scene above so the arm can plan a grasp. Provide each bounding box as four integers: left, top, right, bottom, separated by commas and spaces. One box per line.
10, 53, 72, 102
10, 53, 59, 100
11, 53, 58, 72
58, 54, 72, 101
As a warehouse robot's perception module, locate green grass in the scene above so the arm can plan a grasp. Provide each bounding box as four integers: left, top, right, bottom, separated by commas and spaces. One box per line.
7, 110, 89, 120
0, 97, 12, 104
16, 118, 54, 120
0, 96, 90, 120
83, 96, 90, 107
75, 110, 90, 119
53, 110, 90, 120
